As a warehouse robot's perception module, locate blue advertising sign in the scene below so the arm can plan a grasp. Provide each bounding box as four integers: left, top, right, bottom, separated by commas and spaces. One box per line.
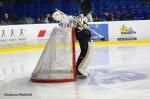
89, 24, 108, 41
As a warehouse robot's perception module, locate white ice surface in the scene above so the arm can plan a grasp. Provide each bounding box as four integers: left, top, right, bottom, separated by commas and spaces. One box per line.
0, 45, 150, 99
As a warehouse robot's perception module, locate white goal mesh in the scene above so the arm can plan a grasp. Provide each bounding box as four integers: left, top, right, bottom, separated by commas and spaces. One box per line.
31, 27, 76, 83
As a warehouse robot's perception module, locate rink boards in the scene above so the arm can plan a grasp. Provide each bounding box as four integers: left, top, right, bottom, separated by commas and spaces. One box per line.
0, 20, 150, 49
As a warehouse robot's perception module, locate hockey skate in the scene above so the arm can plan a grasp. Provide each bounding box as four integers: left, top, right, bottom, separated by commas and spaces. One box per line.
76, 71, 89, 79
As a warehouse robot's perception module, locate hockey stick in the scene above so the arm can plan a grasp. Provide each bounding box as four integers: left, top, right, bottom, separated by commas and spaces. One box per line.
88, 28, 104, 38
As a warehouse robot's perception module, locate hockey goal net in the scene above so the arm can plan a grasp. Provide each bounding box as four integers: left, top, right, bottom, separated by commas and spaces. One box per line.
31, 27, 76, 83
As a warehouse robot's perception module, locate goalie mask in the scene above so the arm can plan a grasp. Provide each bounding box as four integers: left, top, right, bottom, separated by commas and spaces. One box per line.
52, 10, 68, 21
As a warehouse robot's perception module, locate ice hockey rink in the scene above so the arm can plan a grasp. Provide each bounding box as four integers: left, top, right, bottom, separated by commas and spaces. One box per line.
0, 44, 150, 99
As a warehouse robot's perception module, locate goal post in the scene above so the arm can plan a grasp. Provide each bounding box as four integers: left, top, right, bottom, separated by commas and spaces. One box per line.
31, 27, 76, 83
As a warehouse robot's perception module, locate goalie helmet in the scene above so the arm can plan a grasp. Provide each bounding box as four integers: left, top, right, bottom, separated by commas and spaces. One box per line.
52, 10, 68, 21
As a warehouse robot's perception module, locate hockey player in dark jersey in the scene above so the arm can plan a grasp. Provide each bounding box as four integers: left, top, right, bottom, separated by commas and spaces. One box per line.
74, 14, 93, 78
52, 10, 93, 79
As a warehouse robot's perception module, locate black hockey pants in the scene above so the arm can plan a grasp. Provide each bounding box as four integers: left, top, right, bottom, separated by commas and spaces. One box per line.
75, 28, 91, 74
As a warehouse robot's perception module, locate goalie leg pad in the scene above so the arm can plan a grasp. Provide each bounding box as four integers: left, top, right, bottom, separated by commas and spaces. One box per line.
78, 42, 93, 76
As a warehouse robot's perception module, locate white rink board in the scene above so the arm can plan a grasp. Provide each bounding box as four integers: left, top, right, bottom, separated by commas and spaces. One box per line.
0, 24, 58, 48
108, 20, 150, 41
89, 20, 150, 41
0, 20, 150, 48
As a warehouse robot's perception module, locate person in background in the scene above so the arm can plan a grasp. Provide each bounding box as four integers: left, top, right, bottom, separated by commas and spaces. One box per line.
116, 11, 125, 21
44, 13, 53, 23
93, 15, 100, 22
104, 11, 112, 21
25, 15, 34, 24
44, 15, 49, 23
37, 17, 44, 24
1, 13, 12, 25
